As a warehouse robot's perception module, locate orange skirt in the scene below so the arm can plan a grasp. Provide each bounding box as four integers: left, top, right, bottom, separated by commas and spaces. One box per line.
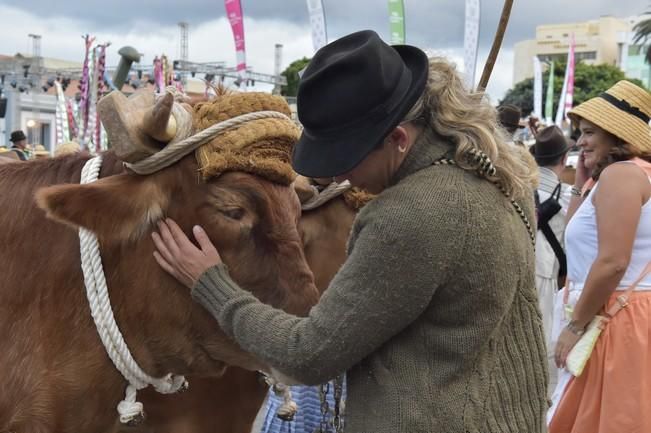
549, 291, 651, 433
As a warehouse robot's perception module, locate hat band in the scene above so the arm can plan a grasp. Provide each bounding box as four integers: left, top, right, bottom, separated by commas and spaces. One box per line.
599, 92, 650, 124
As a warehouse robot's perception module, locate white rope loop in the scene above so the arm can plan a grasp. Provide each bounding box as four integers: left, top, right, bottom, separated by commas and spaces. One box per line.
125, 105, 293, 175
80, 156, 187, 425
301, 180, 352, 211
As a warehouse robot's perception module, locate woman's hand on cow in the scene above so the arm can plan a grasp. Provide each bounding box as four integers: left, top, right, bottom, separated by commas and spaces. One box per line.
152, 219, 222, 288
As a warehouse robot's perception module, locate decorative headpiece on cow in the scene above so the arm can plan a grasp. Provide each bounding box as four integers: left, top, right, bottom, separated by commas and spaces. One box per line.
98, 86, 299, 184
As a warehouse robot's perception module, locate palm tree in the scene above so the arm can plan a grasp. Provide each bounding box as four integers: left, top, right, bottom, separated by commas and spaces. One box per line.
633, 9, 651, 63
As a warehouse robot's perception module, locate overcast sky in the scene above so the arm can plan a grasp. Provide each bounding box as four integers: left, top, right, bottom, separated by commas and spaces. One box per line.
0, 0, 646, 100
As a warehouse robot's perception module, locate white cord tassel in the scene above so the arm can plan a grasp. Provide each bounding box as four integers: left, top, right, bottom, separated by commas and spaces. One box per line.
117, 385, 145, 425
80, 156, 188, 425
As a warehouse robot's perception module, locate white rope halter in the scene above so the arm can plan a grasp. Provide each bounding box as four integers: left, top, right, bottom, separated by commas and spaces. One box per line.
301, 180, 352, 211
79, 156, 187, 425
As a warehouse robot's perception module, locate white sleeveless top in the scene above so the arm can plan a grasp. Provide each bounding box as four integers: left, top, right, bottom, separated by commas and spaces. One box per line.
565, 162, 651, 290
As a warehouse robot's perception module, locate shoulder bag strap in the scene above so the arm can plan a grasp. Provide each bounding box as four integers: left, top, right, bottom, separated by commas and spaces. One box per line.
605, 261, 651, 317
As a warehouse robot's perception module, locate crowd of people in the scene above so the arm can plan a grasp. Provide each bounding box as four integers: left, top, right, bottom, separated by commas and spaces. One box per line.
2, 28, 650, 433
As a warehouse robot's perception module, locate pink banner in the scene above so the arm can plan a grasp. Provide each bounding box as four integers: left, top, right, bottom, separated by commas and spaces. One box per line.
563, 33, 575, 119
225, 0, 247, 75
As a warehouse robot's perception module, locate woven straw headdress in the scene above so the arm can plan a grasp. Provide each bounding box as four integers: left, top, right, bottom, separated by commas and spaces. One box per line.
568, 80, 651, 153
193, 92, 300, 185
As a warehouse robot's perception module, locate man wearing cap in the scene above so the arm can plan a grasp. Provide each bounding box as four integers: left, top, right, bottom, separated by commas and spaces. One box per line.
9, 130, 28, 161
530, 125, 571, 392
497, 104, 526, 142
498, 104, 540, 185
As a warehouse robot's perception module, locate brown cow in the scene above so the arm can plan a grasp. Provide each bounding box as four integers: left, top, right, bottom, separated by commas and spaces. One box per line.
0, 92, 319, 433
131, 177, 362, 433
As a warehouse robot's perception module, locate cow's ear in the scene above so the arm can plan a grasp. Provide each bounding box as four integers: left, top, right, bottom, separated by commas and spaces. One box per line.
36, 173, 169, 242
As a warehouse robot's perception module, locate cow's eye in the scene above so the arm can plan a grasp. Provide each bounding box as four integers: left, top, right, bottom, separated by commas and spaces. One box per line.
222, 208, 245, 220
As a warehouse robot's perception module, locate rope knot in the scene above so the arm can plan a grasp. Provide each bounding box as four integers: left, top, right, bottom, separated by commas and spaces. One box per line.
264, 374, 299, 421
117, 385, 146, 426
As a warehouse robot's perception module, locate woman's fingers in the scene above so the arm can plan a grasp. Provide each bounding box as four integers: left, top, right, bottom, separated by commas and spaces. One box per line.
166, 218, 196, 254
152, 231, 176, 265
157, 220, 182, 259
153, 250, 182, 282
193, 225, 220, 259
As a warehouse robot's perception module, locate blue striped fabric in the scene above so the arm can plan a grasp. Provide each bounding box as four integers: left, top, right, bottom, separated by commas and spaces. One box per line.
259, 380, 346, 433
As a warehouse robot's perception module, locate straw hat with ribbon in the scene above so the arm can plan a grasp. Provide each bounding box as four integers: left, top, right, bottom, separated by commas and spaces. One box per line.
568, 80, 651, 154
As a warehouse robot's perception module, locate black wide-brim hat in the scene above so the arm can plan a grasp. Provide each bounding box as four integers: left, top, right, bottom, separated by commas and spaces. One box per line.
292, 30, 429, 178
10, 130, 27, 143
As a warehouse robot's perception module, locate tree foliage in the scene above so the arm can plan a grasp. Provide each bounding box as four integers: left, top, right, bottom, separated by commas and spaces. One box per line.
633, 10, 651, 64
281, 57, 311, 97
500, 61, 646, 116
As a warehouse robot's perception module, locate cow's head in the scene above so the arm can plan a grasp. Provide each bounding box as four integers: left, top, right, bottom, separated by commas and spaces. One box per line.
36, 89, 318, 334
294, 176, 374, 293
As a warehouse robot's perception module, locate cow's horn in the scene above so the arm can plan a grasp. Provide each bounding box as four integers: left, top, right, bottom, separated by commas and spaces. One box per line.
142, 92, 178, 143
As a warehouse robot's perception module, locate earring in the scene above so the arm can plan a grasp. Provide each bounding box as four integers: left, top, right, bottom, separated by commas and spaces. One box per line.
398, 144, 407, 153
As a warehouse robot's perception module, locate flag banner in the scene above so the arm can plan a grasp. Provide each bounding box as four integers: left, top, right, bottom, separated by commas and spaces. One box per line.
388, 0, 406, 44
307, 0, 328, 51
544, 61, 554, 123
555, 34, 575, 126
463, 0, 481, 88
533, 56, 543, 118
225, 0, 247, 76
54, 81, 69, 146
563, 33, 576, 121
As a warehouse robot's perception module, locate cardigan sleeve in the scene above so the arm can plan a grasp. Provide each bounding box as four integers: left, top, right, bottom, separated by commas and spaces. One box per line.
192, 186, 468, 385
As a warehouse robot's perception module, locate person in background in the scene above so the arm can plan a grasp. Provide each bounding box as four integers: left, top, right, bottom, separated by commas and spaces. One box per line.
9, 130, 28, 160
530, 125, 571, 393
498, 104, 539, 186
33, 145, 50, 159
54, 141, 81, 157
498, 104, 526, 145
549, 80, 651, 433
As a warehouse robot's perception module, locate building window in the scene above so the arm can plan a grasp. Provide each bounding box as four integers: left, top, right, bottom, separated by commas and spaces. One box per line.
575, 51, 597, 61
538, 54, 566, 63
629, 45, 642, 56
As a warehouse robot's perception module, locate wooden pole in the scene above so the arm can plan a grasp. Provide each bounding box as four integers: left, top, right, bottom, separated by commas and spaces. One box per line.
477, 0, 514, 92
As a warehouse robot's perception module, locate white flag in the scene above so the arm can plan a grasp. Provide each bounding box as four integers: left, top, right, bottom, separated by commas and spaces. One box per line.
463, 0, 481, 88
307, 0, 328, 52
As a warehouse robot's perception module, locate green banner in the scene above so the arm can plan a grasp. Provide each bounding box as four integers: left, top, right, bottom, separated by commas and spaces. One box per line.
388, 0, 405, 44
544, 61, 554, 122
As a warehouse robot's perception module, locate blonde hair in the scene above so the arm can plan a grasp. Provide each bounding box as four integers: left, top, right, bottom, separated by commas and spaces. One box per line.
54, 141, 81, 156
403, 57, 535, 200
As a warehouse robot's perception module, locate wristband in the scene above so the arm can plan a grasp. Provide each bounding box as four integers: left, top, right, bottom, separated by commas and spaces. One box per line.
570, 186, 582, 197
566, 320, 586, 336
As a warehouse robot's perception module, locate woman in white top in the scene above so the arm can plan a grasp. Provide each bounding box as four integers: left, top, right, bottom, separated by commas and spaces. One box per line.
549, 80, 651, 433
